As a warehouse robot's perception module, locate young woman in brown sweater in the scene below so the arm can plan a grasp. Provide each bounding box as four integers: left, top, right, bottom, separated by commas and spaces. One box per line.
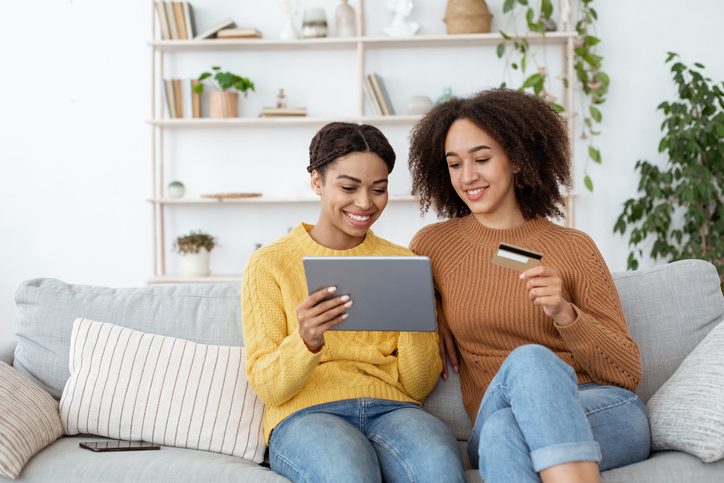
408, 89, 650, 483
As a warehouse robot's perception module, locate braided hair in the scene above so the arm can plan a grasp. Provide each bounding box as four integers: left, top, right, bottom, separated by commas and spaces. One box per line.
308, 122, 396, 177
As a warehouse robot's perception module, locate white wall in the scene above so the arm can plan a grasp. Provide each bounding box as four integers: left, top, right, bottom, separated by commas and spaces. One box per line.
1, 0, 722, 341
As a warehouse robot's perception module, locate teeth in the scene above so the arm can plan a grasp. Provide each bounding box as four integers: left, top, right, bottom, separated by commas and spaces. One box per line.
346, 213, 371, 222
467, 188, 483, 195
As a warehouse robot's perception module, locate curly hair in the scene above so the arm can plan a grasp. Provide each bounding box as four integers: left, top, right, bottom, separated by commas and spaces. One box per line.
408, 89, 571, 220
308, 122, 396, 177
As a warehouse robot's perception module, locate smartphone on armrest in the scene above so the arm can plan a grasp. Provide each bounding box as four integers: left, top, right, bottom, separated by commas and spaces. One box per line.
79, 440, 160, 452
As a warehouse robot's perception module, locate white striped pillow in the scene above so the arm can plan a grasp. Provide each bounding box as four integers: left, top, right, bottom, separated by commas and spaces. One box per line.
0, 361, 63, 479
59, 318, 265, 463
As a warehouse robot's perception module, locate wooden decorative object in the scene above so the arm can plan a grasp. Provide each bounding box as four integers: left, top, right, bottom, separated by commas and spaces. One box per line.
444, 0, 493, 34
209, 91, 239, 118
200, 192, 262, 199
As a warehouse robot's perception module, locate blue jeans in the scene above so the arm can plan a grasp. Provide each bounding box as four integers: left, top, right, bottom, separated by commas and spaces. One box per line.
468, 344, 651, 482
269, 398, 465, 483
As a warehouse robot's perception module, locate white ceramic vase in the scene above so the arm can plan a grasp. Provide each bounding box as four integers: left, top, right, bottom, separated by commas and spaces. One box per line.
335, 0, 356, 37
280, 17, 299, 40
406, 95, 434, 115
181, 248, 210, 277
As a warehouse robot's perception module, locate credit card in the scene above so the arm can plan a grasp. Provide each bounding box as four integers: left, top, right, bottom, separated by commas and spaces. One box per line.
492, 243, 543, 271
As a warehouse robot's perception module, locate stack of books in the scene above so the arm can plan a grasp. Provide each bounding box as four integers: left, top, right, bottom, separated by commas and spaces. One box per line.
364, 73, 395, 116
216, 28, 262, 39
163, 79, 201, 119
259, 107, 308, 118
155, 1, 195, 40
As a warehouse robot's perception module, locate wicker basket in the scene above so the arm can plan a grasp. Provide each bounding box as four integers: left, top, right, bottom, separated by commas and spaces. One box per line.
444, 0, 493, 34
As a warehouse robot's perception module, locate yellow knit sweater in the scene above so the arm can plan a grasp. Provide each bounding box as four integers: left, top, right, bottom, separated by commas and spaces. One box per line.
410, 216, 642, 422
242, 223, 441, 442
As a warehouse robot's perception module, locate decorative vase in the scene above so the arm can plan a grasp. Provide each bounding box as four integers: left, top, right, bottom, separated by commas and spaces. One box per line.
406, 95, 434, 115
435, 87, 454, 105
280, 17, 300, 40
335, 0, 356, 37
181, 248, 210, 277
444, 0, 493, 34
209, 91, 239, 118
302, 8, 328, 38
167, 180, 185, 198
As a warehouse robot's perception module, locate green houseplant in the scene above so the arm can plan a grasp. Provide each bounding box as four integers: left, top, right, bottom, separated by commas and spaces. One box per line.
614, 53, 723, 284
496, 0, 608, 191
194, 66, 255, 118
173, 230, 217, 277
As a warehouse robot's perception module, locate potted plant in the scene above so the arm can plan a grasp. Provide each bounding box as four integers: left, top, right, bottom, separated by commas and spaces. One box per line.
173, 230, 217, 277
614, 53, 723, 285
193, 66, 255, 118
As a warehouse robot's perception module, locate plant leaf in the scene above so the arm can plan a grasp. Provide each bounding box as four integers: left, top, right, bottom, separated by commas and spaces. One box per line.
503, 0, 515, 13
541, 0, 553, 18
590, 106, 602, 122
588, 146, 602, 163
584, 175, 594, 192
496, 43, 505, 58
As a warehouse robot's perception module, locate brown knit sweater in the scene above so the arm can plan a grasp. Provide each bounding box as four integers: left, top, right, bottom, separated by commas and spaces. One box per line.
410, 215, 642, 422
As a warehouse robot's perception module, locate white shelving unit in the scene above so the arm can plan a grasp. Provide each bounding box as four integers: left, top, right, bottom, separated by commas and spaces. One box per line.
148, 0, 576, 284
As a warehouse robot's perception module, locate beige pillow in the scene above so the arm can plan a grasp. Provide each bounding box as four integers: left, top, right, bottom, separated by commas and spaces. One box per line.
59, 318, 265, 463
0, 361, 64, 479
647, 320, 724, 462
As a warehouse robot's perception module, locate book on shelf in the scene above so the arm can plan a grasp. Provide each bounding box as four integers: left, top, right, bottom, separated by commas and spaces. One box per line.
368, 73, 395, 116
154, 1, 170, 40
259, 107, 307, 117
182, 2, 195, 38
163, 79, 201, 119
163, 80, 176, 118
172, 2, 187, 39
190, 80, 201, 118
216, 27, 262, 39
154, 1, 195, 40
164, 2, 178, 39
195, 19, 236, 40
364, 75, 382, 116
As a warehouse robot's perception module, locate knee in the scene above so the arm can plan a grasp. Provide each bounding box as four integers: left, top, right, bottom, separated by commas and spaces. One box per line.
503, 344, 573, 379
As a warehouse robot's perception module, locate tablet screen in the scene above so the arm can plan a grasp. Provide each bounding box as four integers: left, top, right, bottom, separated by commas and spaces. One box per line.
303, 256, 437, 332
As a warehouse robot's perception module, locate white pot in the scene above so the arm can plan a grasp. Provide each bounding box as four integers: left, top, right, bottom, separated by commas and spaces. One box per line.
180, 248, 210, 277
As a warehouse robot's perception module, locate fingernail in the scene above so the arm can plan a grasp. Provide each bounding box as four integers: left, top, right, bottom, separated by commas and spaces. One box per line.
342, 313, 349, 319
340, 295, 350, 302
519, 273, 525, 279
327, 286, 337, 293
345, 301, 353, 308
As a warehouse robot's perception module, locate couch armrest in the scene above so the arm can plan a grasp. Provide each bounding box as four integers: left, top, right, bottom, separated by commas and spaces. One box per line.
0, 339, 16, 365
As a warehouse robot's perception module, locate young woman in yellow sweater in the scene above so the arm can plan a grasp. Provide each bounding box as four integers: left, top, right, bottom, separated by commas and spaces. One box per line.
242, 122, 464, 483
408, 89, 651, 483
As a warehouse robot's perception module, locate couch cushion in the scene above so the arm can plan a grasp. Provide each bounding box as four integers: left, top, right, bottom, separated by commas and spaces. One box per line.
423, 363, 473, 441
460, 450, 724, 482
0, 361, 64, 479
59, 319, 265, 463
612, 259, 724, 403
0, 436, 288, 483
599, 450, 724, 482
647, 320, 724, 462
14, 278, 242, 399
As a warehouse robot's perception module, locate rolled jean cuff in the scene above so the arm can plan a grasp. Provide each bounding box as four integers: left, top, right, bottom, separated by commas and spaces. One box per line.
530, 441, 601, 472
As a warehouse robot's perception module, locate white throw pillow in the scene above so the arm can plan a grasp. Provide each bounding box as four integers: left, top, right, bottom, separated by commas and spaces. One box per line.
647, 320, 724, 462
0, 361, 64, 479
59, 318, 265, 463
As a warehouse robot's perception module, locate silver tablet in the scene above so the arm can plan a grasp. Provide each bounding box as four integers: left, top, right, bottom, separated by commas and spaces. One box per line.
303, 256, 437, 332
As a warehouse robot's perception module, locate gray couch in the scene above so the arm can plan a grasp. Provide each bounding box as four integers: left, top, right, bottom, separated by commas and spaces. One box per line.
1, 259, 723, 482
